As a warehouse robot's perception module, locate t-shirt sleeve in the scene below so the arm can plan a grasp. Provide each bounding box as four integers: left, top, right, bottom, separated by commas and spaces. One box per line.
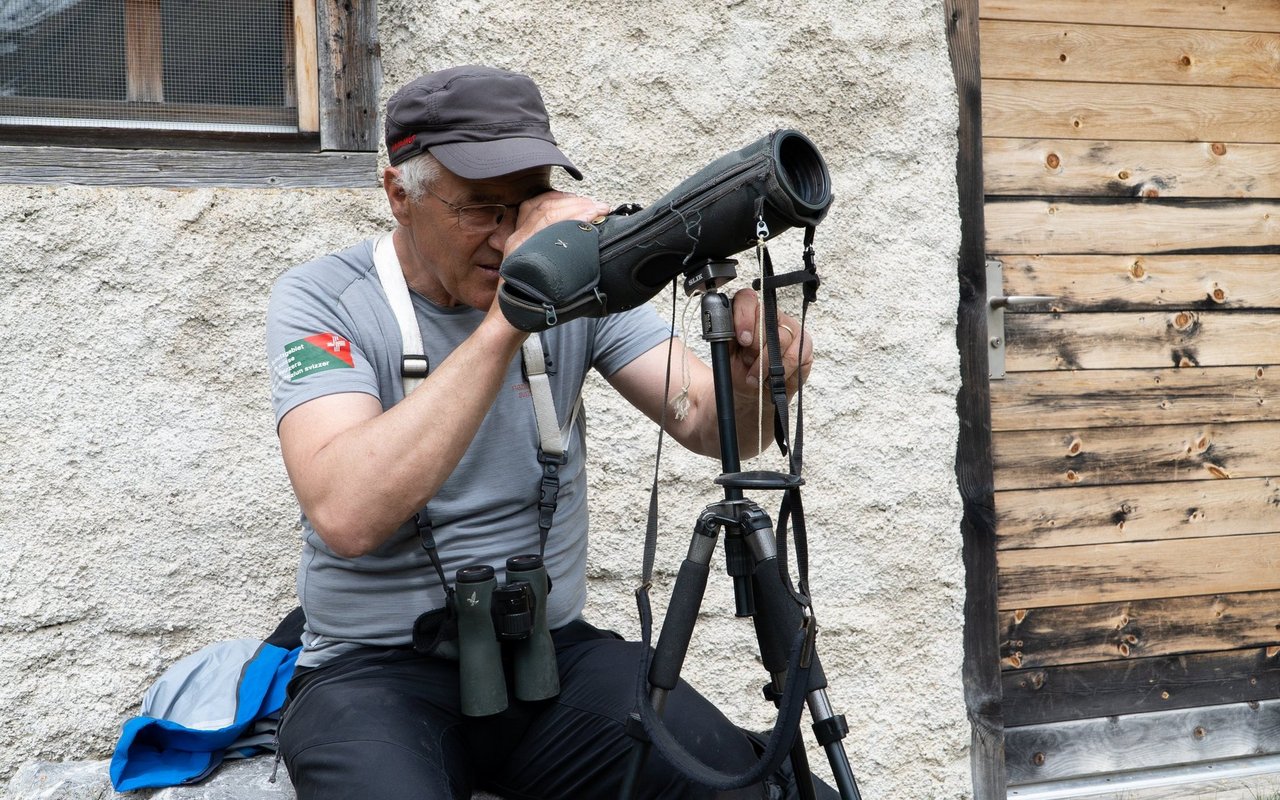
266, 263, 381, 427
589, 301, 674, 378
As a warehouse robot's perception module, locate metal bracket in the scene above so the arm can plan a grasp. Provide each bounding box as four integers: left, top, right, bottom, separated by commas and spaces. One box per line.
986, 259, 1056, 380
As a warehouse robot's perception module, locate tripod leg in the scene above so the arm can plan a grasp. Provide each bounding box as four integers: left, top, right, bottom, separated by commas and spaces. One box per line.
809, 692, 862, 800
621, 512, 721, 799
740, 508, 862, 800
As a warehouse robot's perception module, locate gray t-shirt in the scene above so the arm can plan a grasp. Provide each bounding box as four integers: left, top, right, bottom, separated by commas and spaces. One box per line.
266, 237, 670, 667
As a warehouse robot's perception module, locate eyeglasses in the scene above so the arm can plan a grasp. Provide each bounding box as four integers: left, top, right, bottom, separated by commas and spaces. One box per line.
422, 185, 522, 233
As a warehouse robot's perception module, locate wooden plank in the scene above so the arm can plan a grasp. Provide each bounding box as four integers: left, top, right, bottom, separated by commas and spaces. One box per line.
1000, 590, 1280, 669
124, 0, 163, 103
984, 139, 1280, 199
1011, 762, 1280, 800
996, 254, 1280, 310
981, 21, 1280, 89
1003, 311, 1280, 372
980, 0, 1280, 34
997, 477, 1280, 550
991, 367, 1280, 431
316, 0, 379, 152
983, 80, 1280, 144
985, 199, 1280, 256
994, 420, 1280, 490
1004, 698, 1280, 785
1003, 647, 1280, 727
292, 0, 320, 133
997, 531, 1280, 608
0, 145, 378, 188
945, 0, 1008, 796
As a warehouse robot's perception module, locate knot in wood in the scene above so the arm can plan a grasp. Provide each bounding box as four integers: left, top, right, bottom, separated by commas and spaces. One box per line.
1211, 142, 1227, 156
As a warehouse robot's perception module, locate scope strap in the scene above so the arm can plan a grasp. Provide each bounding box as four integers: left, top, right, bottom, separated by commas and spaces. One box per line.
633, 583, 814, 790
751, 226, 818, 605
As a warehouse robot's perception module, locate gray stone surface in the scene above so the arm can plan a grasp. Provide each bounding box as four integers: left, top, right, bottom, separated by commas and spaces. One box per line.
4, 758, 293, 800
4, 759, 505, 800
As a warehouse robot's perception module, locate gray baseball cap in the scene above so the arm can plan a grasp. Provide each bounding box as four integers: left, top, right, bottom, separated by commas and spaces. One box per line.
385, 65, 583, 180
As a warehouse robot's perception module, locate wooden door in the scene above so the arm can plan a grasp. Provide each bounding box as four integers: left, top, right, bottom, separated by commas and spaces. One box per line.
961, 0, 1280, 793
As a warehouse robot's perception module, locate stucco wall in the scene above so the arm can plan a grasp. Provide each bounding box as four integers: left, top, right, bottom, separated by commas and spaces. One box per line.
0, 1, 966, 796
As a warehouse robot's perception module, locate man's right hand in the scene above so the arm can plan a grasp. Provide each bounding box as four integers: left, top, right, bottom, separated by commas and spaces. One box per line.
502, 191, 611, 259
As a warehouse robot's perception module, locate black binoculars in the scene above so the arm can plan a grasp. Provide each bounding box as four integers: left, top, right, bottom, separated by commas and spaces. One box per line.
454, 554, 559, 717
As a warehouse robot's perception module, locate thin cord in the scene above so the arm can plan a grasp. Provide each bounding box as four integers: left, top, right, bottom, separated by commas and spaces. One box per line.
673, 292, 701, 421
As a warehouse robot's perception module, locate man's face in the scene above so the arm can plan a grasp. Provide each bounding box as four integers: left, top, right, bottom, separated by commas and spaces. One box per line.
387, 164, 552, 310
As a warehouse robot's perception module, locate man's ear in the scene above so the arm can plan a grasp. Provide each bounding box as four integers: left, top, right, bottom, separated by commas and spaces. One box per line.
383, 167, 412, 225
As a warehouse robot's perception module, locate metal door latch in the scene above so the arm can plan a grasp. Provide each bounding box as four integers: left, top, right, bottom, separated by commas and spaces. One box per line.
986, 259, 1055, 379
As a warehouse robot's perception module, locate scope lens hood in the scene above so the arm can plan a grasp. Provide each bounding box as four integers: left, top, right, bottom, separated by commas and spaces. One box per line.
771, 129, 832, 222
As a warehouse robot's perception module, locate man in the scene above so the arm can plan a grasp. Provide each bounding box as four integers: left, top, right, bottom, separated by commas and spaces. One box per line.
267, 65, 814, 799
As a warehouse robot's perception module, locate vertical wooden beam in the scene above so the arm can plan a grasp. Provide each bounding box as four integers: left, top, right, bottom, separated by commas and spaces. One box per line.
124, 0, 163, 103
315, 0, 380, 151
292, 0, 320, 132
944, 0, 1007, 798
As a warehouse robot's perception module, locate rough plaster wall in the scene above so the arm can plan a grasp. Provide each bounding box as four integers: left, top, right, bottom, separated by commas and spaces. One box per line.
0, 0, 966, 796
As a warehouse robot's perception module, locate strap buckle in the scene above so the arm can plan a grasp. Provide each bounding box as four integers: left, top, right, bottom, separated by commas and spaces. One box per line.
402, 354, 429, 379
536, 451, 566, 531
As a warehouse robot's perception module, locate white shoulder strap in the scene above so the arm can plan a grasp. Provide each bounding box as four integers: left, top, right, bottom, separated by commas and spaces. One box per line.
374, 233, 429, 394
372, 232, 572, 454
521, 334, 581, 459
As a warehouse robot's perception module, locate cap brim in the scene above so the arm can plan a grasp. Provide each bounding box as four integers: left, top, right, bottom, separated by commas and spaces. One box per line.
430, 138, 583, 181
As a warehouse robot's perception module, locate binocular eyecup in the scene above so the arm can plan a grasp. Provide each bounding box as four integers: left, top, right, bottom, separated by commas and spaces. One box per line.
454, 555, 559, 717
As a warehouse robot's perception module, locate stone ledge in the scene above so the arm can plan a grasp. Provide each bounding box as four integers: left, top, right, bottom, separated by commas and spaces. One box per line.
5, 758, 294, 800
4, 758, 503, 799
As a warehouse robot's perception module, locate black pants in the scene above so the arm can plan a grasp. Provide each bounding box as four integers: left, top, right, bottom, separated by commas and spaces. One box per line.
278, 620, 777, 800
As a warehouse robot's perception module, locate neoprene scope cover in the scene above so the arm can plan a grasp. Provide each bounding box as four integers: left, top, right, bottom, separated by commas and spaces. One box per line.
498, 129, 832, 332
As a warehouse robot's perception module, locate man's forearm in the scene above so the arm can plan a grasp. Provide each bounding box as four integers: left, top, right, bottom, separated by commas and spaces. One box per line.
286, 316, 526, 557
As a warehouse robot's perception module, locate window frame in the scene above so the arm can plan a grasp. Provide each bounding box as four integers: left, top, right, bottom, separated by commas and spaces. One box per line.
0, 0, 379, 188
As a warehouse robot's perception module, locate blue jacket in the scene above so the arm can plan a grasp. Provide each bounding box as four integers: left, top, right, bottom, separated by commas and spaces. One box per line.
110, 638, 300, 791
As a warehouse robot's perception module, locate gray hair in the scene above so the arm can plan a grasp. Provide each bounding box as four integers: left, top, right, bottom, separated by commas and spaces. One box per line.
391, 152, 443, 203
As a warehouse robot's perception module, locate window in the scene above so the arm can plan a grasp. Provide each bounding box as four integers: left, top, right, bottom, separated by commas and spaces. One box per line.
0, 0, 379, 187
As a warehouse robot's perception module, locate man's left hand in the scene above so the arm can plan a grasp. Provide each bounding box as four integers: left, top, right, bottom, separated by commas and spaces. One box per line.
728, 288, 814, 401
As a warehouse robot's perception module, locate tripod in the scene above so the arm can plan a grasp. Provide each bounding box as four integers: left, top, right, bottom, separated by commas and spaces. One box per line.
620, 260, 861, 800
